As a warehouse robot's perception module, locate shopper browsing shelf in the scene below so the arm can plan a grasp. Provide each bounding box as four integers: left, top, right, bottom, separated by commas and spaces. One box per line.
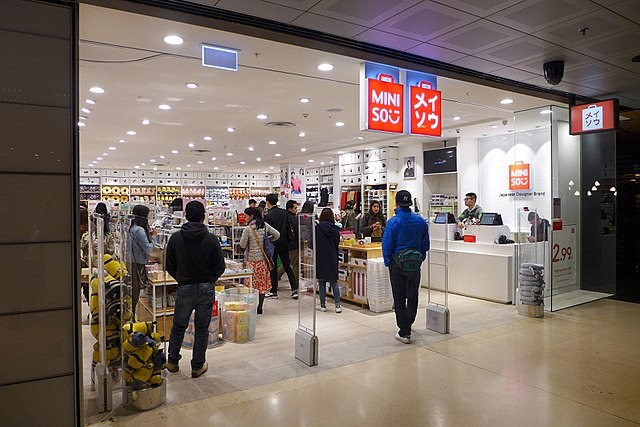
240, 207, 280, 314
165, 201, 226, 378
457, 192, 484, 228
360, 200, 386, 241
315, 208, 342, 313
341, 200, 358, 231
264, 194, 299, 299
276, 200, 300, 284
382, 190, 430, 344
128, 204, 158, 317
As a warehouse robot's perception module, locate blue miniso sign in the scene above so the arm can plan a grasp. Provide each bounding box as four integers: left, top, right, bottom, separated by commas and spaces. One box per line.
201, 44, 238, 71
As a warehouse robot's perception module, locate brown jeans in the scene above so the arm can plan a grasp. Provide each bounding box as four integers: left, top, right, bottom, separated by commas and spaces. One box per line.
277, 249, 299, 284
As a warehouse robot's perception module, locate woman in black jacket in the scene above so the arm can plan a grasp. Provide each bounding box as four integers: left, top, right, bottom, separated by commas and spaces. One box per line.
315, 208, 342, 313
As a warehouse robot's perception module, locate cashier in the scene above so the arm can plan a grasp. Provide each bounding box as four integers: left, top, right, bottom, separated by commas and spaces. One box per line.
527, 212, 550, 242
457, 192, 483, 228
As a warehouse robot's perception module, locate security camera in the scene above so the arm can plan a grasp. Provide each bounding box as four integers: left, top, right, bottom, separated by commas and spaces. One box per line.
543, 61, 564, 85
502, 120, 508, 126
455, 128, 460, 134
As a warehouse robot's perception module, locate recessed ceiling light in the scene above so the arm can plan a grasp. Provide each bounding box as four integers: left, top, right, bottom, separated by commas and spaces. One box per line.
78, 122, 86, 127
268, 140, 277, 145
301, 148, 307, 152
275, 153, 281, 157
240, 161, 246, 165
257, 114, 268, 120
338, 151, 345, 154
79, 116, 86, 121
256, 157, 262, 161
211, 157, 217, 161
269, 166, 274, 170
500, 98, 514, 105
317, 63, 333, 71
81, 108, 91, 114
102, 153, 108, 156
299, 98, 310, 103
88, 164, 94, 167
127, 130, 136, 135
299, 132, 306, 137
160, 155, 166, 159
97, 157, 103, 161
85, 99, 95, 105
186, 82, 198, 89
227, 152, 233, 156
142, 119, 150, 125
134, 165, 140, 169
153, 167, 158, 171
150, 159, 156, 163
108, 146, 116, 151
171, 150, 179, 154
188, 143, 195, 148
164, 35, 183, 45
89, 87, 104, 94
227, 127, 235, 133
158, 104, 171, 110
357, 136, 364, 140
119, 139, 126, 143
308, 159, 314, 163
335, 121, 345, 127
92, 160, 98, 164
187, 164, 191, 168
197, 160, 203, 164
204, 136, 212, 141
176, 167, 182, 170
453, 116, 461, 121
490, 124, 499, 129
330, 160, 334, 164
248, 146, 255, 151
214, 166, 219, 170
321, 162, 325, 165
540, 109, 552, 115
141, 163, 146, 166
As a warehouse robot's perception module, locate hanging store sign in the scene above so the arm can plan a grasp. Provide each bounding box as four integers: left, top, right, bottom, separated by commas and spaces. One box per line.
569, 99, 619, 135
409, 81, 442, 136
509, 161, 530, 190
201, 44, 239, 71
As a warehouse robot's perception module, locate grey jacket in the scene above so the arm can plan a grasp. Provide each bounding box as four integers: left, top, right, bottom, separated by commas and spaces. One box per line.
128, 225, 157, 264
239, 222, 280, 262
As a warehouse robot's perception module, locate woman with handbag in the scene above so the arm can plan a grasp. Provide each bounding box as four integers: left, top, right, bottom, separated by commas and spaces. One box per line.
128, 204, 158, 318
239, 207, 280, 314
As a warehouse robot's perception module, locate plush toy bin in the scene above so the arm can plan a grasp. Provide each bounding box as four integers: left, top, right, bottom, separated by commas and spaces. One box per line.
123, 379, 166, 411
219, 287, 258, 343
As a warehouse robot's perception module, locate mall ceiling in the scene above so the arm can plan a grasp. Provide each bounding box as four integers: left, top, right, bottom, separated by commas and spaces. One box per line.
79, 0, 640, 172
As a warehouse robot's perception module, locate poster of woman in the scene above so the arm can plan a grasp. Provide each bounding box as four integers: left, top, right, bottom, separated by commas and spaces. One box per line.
403, 156, 416, 179
290, 168, 302, 194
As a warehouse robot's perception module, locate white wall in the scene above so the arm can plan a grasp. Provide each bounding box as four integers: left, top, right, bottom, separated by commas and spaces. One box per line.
398, 143, 423, 208
457, 136, 480, 215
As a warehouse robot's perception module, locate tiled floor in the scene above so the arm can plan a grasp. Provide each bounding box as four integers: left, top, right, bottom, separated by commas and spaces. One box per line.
84, 286, 640, 426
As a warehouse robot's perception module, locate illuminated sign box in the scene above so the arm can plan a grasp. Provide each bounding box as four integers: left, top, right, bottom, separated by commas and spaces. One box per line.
569, 99, 619, 135
201, 44, 238, 71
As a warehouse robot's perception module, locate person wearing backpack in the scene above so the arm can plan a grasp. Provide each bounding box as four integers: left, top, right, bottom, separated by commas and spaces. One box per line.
239, 207, 280, 314
382, 190, 430, 344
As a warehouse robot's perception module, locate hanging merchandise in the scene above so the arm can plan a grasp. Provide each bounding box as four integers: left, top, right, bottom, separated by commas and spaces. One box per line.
319, 187, 329, 207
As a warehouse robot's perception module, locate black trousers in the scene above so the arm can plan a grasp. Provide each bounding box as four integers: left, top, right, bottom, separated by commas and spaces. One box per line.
269, 244, 298, 294
389, 263, 421, 337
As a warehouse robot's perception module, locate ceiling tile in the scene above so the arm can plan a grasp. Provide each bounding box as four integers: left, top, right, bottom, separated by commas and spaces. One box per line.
479, 36, 559, 66
354, 29, 422, 51
264, 0, 320, 9
486, 0, 599, 33
607, 0, 640, 24
602, 52, 640, 73
309, 0, 422, 27
561, 62, 618, 85
431, 0, 523, 18
581, 70, 640, 93
291, 12, 368, 38
451, 56, 504, 73
375, 1, 477, 42
532, 9, 634, 48
215, 0, 302, 23
490, 66, 538, 82
572, 29, 640, 60
406, 43, 466, 62
429, 20, 523, 54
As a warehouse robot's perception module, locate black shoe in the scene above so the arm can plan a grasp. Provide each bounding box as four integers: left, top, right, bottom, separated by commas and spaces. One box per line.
291, 290, 298, 299
257, 308, 263, 314
265, 291, 278, 299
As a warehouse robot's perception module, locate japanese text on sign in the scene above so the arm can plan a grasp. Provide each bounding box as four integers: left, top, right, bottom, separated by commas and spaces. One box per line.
582, 104, 603, 131
410, 82, 441, 137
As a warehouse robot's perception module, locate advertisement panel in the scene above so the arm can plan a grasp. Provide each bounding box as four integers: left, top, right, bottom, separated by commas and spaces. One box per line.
509, 161, 531, 190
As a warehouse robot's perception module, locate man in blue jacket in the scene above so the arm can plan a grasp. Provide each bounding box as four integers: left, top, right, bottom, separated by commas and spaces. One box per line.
382, 190, 430, 344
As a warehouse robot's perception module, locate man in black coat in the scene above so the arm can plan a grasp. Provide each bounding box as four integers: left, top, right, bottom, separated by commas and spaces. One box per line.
165, 201, 226, 378
264, 194, 299, 299
276, 200, 300, 284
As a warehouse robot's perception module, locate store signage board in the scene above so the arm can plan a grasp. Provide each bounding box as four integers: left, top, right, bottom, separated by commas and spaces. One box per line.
201, 44, 238, 71
569, 99, 619, 135
406, 71, 440, 137
360, 63, 404, 133
509, 161, 530, 190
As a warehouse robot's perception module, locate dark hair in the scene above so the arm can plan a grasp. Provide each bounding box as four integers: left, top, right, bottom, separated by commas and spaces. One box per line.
258, 201, 266, 208
285, 200, 298, 210
94, 202, 110, 234
80, 206, 89, 228
465, 192, 477, 201
244, 207, 265, 228
345, 200, 355, 210
248, 199, 257, 205
266, 193, 278, 206
369, 200, 381, 214
301, 201, 315, 214
169, 197, 183, 212
319, 208, 335, 223
131, 205, 151, 240
185, 201, 205, 222
527, 211, 539, 222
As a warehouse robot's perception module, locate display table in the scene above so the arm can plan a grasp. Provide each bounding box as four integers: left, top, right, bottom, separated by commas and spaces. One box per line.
426, 224, 516, 303
337, 242, 384, 307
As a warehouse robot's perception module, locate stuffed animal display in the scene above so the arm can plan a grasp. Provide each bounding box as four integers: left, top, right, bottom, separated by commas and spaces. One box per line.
121, 321, 166, 390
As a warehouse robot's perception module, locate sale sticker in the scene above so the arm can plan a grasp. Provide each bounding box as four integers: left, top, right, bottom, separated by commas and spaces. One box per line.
410, 81, 442, 137
509, 161, 530, 190
367, 74, 404, 133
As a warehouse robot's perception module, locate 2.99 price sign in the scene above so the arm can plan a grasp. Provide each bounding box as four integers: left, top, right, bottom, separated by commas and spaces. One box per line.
552, 244, 572, 262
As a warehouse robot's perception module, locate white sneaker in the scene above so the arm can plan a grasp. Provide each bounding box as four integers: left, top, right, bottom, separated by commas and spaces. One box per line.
335, 306, 342, 313
316, 305, 327, 312
395, 332, 411, 344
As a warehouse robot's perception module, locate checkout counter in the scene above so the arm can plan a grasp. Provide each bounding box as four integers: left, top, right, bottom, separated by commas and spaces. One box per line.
424, 214, 517, 303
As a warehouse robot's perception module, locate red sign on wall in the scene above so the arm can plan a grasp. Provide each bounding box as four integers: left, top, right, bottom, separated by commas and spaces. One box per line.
509, 161, 530, 190
367, 74, 404, 133
569, 99, 619, 135
410, 82, 442, 137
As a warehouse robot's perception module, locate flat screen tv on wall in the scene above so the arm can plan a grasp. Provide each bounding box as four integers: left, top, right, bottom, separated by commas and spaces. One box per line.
423, 147, 457, 175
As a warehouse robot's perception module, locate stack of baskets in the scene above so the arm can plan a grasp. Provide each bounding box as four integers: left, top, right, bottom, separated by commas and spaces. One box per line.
366, 258, 393, 313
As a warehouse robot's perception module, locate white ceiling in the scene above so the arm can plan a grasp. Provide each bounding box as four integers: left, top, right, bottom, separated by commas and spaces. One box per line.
79, 3, 584, 172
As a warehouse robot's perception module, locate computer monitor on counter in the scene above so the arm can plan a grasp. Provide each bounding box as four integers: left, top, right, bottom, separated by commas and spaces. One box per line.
479, 213, 503, 226
434, 212, 457, 224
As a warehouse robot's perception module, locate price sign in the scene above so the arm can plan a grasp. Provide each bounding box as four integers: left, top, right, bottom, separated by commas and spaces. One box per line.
552, 243, 573, 262
552, 226, 577, 287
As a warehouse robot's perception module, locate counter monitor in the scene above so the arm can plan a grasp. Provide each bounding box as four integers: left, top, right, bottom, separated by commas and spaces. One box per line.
434, 212, 456, 224
479, 213, 503, 226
